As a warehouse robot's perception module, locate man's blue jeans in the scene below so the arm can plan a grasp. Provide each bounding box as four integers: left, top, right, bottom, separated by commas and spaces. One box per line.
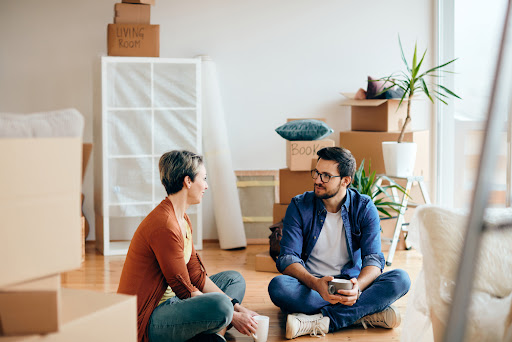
268, 269, 411, 332
148, 270, 246, 342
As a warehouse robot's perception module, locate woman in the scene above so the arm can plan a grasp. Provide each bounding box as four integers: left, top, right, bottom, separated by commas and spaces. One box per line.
118, 150, 258, 342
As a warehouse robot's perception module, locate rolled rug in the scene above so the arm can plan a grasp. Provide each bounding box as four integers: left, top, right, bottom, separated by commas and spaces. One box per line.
200, 55, 246, 249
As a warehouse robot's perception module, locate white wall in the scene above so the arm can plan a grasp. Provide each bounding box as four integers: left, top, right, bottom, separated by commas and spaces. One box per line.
0, 0, 433, 241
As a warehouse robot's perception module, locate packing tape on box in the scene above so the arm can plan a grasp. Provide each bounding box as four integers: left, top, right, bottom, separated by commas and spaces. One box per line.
236, 180, 278, 188
242, 216, 273, 223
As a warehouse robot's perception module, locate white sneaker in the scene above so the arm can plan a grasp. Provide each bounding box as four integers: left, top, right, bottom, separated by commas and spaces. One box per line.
355, 305, 401, 329
286, 313, 330, 339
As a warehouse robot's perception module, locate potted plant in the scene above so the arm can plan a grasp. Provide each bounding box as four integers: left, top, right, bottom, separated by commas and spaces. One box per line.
378, 36, 460, 177
351, 159, 406, 220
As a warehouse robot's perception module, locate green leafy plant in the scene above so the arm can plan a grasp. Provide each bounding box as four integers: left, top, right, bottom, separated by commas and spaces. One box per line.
379, 35, 461, 143
351, 159, 406, 218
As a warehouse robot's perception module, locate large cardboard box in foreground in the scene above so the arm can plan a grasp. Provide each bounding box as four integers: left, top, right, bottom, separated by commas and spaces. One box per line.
279, 169, 313, 204
0, 138, 82, 288
286, 139, 334, 171
0, 289, 137, 342
340, 94, 409, 132
107, 24, 159, 57
339, 130, 429, 180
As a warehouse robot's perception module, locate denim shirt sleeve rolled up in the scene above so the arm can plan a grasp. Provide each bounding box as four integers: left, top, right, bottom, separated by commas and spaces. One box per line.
276, 198, 308, 273
276, 189, 385, 278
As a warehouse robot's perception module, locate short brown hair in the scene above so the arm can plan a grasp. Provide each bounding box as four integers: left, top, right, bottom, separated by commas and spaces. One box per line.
317, 147, 356, 183
159, 150, 203, 195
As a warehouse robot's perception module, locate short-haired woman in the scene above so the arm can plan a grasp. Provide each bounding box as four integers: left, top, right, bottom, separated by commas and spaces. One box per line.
118, 150, 258, 342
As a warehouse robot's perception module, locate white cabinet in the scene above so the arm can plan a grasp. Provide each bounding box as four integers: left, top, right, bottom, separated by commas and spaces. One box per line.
96, 57, 202, 255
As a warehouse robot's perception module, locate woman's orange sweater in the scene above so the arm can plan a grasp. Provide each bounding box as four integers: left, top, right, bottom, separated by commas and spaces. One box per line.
117, 198, 207, 342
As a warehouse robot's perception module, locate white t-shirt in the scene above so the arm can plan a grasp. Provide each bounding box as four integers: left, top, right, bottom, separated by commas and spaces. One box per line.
305, 210, 350, 277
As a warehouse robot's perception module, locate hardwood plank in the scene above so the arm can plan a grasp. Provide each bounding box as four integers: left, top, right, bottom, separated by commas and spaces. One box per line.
62, 241, 422, 341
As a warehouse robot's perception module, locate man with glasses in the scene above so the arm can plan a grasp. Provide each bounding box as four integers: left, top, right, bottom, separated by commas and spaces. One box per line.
268, 147, 411, 339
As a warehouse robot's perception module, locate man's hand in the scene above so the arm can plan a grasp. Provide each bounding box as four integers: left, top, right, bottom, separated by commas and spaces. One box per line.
231, 311, 257, 336
313, 276, 346, 304
335, 278, 360, 306
314, 277, 361, 306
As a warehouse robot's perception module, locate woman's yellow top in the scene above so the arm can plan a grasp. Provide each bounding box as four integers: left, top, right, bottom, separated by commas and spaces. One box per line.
158, 221, 193, 305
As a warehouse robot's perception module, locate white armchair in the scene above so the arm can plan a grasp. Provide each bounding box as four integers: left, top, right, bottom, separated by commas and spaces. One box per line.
401, 205, 512, 342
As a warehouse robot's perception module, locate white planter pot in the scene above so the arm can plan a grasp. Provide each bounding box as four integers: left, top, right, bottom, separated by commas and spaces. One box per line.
382, 142, 417, 177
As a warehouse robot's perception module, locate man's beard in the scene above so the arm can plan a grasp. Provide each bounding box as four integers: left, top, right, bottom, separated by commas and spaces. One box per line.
314, 182, 341, 200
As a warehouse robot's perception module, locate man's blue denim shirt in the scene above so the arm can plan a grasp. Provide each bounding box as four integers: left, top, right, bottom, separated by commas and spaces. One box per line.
276, 189, 385, 279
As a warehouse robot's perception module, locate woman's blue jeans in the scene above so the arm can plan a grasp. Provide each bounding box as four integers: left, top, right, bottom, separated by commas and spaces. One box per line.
268, 269, 411, 332
148, 270, 246, 342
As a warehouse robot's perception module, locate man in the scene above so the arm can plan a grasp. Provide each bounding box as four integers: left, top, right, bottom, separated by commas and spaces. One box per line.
268, 147, 411, 339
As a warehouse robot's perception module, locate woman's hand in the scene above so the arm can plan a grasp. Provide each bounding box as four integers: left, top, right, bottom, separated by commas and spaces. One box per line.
231, 311, 257, 336
190, 291, 202, 297
234, 303, 259, 317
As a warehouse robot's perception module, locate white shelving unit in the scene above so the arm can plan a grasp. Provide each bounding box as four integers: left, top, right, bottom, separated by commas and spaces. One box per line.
97, 56, 202, 256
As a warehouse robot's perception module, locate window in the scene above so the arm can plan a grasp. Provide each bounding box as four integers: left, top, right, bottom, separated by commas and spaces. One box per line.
437, 0, 509, 208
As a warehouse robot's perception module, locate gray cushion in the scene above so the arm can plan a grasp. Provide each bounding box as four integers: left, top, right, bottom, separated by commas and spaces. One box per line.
275, 119, 333, 141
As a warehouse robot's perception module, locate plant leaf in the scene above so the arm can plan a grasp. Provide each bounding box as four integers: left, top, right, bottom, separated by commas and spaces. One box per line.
420, 78, 434, 102
412, 42, 418, 73
419, 58, 458, 78
416, 49, 428, 74
398, 35, 411, 73
435, 95, 448, 105
439, 84, 462, 99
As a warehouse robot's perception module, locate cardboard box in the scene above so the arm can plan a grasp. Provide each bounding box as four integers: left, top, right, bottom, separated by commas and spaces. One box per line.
255, 252, 279, 273
122, 0, 155, 5
82, 143, 92, 182
340, 93, 409, 132
107, 24, 159, 57
0, 291, 60, 336
339, 130, 429, 181
0, 289, 137, 341
286, 139, 335, 171
114, 3, 150, 24
273, 203, 288, 224
279, 169, 313, 204
380, 217, 407, 252
1, 274, 60, 292
0, 138, 82, 288
0, 274, 61, 336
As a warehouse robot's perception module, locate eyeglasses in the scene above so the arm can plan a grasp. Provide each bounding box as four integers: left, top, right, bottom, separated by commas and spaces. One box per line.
311, 169, 342, 183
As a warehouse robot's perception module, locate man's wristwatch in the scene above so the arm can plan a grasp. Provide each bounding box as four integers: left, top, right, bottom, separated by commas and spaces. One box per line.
357, 289, 362, 299
231, 298, 240, 306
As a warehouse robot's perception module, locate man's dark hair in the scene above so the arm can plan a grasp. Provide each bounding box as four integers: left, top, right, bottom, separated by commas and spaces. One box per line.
317, 147, 356, 183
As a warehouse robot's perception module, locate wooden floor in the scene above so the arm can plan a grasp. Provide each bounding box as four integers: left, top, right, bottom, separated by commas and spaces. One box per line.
61, 241, 423, 341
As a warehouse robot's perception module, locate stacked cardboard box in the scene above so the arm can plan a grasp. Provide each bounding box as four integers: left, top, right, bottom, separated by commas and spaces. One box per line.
256, 119, 334, 272
107, 0, 159, 57
280, 118, 334, 203
0, 138, 136, 340
339, 94, 430, 251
